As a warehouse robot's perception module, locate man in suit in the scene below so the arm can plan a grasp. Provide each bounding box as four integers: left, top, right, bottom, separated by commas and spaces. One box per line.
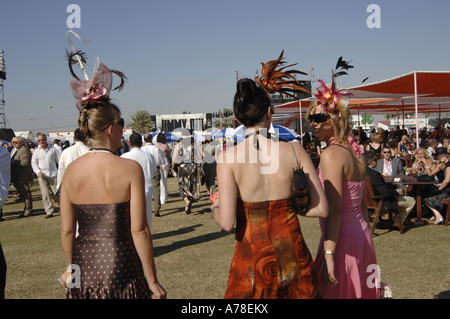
10, 136, 34, 217
376, 145, 403, 175
366, 151, 415, 228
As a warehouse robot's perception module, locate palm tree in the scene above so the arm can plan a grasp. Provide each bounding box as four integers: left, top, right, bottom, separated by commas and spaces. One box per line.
128, 110, 154, 133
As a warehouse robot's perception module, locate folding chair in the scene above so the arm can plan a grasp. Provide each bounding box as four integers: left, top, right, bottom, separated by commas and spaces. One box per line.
366, 176, 404, 235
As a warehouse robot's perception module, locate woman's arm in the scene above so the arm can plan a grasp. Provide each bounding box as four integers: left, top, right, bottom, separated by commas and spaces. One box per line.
318, 148, 344, 286
437, 166, 450, 190
213, 157, 237, 232
60, 174, 76, 287
129, 162, 166, 299
294, 143, 328, 218
426, 162, 443, 176
320, 149, 343, 253
60, 176, 76, 265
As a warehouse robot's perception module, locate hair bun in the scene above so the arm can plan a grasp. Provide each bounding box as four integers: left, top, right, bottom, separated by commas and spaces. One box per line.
80, 96, 111, 110
233, 78, 270, 127
235, 78, 257, 105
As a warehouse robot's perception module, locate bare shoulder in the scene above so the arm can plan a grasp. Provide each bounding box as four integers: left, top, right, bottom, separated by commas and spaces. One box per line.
114, 156, 144, 177
320, 144, 340, 159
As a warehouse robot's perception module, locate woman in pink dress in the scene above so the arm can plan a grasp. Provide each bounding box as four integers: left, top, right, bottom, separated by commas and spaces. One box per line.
306, 77, 380, 299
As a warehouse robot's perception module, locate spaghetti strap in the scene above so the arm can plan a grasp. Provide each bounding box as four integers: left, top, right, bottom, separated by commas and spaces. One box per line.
290, 143, 300, 169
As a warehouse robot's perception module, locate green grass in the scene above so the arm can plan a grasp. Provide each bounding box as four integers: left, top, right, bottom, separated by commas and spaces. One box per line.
0, 177, 449, 299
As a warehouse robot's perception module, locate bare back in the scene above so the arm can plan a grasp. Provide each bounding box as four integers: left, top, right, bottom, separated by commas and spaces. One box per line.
62, 153, 141, 205
224, 137, 304, 202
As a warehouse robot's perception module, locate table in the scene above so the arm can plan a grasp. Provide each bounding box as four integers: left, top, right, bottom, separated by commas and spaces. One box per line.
384, 175, 436, 226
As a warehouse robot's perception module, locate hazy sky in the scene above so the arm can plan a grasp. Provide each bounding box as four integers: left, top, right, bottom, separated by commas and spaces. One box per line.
1, 0, 450, 134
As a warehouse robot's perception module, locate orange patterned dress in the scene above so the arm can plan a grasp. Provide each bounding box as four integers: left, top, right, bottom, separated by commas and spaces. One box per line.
224, 198, 320, 299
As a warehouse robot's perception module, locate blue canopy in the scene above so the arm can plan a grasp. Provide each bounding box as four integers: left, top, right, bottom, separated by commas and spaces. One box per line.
149, 132, 180, 143
233, 124, 299, 142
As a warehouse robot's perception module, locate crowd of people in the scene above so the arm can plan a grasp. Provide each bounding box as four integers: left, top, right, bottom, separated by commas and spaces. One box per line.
1, 108, 449, 300
2, 51, 449, 300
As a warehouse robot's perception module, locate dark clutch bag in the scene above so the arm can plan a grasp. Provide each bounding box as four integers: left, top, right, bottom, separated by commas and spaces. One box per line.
293, 167, 309, 216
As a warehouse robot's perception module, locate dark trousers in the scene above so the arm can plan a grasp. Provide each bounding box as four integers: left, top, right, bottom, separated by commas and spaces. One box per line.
152, 170, 161, 212
13, 181, 33, 213
0, 242, 6, 299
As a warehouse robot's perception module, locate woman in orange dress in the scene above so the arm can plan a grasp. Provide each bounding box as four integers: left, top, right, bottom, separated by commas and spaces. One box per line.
212, 53, 328, 299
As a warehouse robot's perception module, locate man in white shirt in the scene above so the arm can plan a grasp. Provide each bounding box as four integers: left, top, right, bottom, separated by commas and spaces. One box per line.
121, 133, 157, 228
31, 133, 61, 218
141, 133, 168, 217
56, 128, 90, 193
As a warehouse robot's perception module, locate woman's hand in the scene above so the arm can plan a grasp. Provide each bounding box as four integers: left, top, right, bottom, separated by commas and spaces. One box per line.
60, 271, 72, 289
148, 281, 167, 299
321, 254, 338, 286
210, 197, 219, 212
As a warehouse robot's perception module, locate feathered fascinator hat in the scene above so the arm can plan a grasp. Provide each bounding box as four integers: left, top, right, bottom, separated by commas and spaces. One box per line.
255, 50, 311, 99
254, 52, 355, 116
65, 31, 127, 111
313, 57, 354, 117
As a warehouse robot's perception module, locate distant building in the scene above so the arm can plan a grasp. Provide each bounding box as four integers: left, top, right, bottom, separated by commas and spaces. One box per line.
48, 128, 133, 144
152, 113, 213, 134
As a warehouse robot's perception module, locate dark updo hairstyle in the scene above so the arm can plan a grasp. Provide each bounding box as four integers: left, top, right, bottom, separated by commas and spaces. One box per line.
78, 96, 122, 147
233, 78, 271, 127
156, 132, 167, 144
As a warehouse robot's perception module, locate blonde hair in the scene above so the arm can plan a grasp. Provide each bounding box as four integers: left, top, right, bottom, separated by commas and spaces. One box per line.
371, 135, 381, 143
78, 97, 122, 147
414, 147, 431, 160
306, 97, 353, 143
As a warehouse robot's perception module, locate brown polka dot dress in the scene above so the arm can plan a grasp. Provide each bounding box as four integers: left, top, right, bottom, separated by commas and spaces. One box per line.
66, 202, 152, 299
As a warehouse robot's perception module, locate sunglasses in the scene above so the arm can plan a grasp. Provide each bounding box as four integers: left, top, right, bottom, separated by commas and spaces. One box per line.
308, 113, 330, 123
102, 118, 125, 131
114, 118, 125, 127
382, 151, 391, 154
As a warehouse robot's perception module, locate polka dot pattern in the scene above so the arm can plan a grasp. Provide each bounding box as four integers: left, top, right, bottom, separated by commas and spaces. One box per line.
66, 202, 151, 299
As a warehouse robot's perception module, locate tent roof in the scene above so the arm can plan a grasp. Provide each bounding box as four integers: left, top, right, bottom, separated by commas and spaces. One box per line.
274, 71, 450, 117
348, 71, 450, 98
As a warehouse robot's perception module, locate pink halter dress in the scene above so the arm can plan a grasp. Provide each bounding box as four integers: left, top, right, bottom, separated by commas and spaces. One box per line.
314, 139, 381, 299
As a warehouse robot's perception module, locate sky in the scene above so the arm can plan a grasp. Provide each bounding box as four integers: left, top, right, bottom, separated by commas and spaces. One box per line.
1, 0, 450, 134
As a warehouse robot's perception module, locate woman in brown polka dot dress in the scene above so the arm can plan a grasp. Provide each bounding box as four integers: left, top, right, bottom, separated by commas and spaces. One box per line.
60, 61, 166, 299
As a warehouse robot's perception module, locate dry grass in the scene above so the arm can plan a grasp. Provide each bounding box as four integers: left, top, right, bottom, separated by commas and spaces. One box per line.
0, 177, 449, 299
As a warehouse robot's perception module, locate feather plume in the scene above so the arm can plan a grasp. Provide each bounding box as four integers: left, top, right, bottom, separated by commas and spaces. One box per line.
110, 69, 127, 91
65, 49, 88, 81
255, 50, 310, 99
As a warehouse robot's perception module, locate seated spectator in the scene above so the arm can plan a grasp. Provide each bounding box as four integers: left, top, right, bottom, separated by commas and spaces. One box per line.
422, 147, 450, 225
426, 138, 438, 157
366, 135, 382, 154
376, 145, 403, 175
397, 135, 412, 156
406, 147, 435, 176
386, 140, 399, 158
366, 151, 416, 229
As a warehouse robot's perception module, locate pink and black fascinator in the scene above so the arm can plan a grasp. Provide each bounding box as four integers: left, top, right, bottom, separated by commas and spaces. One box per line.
313, 57, 355, 117
66, 48, 127, 111
314, 71, 353, 117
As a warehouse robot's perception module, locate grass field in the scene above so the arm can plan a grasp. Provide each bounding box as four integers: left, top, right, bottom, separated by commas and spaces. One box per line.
0, 176, 449, 299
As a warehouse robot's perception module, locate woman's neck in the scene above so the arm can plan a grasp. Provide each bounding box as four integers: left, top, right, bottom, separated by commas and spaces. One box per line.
245, 123, 270, 133
90, 141, 114, 152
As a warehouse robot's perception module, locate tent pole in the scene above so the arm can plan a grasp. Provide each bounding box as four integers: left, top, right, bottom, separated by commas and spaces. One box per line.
298, 100, 303, 145
414, 71, 419, 149
402, 99, 405, 134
